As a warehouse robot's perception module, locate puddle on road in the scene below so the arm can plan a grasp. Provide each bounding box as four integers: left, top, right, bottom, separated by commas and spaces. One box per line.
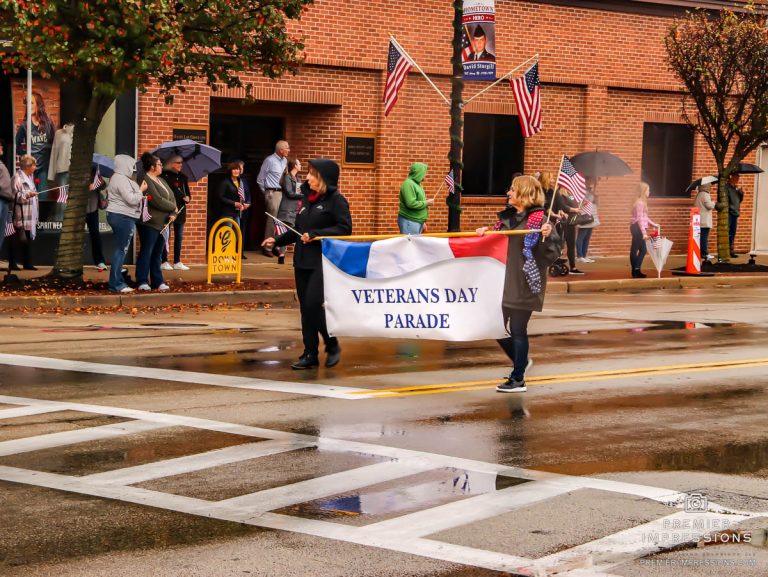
0, 426, 260, 476
276, 468, 530, 526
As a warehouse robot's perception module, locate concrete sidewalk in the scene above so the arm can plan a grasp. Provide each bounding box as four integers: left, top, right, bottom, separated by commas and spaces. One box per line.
0, 250, 766, 310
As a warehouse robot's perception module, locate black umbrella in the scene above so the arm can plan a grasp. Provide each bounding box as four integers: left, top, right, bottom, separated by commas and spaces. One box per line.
570, 151, 632, 178
685, 175, 718, 194
736, 163, 763, 174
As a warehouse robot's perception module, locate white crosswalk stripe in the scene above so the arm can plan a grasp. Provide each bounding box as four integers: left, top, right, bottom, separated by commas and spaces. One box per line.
0, 394, 764, 576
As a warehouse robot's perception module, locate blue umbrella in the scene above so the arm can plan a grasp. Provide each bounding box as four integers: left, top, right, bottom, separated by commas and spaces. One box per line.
92, 153, 115, 178
150, 139, 222, 182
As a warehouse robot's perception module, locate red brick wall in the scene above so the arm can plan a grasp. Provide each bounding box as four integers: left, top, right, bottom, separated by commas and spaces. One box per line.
137, 0, 757, 263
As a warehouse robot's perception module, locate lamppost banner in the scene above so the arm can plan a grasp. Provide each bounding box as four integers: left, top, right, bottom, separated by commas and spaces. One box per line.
462, 0, 496, 81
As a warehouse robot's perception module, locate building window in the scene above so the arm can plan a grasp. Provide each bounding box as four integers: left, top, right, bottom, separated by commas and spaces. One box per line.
462, 113, 524, 196
641, 122, 694, 197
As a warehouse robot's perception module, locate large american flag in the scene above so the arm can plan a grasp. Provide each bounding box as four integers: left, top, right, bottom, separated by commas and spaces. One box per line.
444, 169, 455, 195
558, 156, 593, 214
510, 62, 542, 138
384, 39, 413, 117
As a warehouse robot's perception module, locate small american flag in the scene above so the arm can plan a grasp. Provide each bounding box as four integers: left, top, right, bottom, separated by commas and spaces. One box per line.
384, 39, 413, 117
510, 62, 542, 138
141, 197, 151, 222
4, 220, 15, 237
237, 179, 245, 203
558, 156, 587, 201
274, 220, 288, 236
56, 185, 69, 203
92, 168, 104, 190
444, 169, 455, 195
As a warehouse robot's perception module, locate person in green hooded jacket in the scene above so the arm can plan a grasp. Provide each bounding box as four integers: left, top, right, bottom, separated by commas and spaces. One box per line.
398, 162, 434, 234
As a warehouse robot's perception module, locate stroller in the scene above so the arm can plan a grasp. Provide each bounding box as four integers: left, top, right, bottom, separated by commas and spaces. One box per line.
548, 217, 569, 277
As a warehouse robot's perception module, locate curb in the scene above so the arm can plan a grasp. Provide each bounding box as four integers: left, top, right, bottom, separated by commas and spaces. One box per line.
0, 289, 297, 310
1, 276, 765, 310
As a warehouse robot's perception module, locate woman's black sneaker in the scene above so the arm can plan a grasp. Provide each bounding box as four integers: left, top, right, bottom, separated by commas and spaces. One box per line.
569, 268, 585, 275
496, 378, 527, 393
291, 355, 319, 370
325, 347, 342, 368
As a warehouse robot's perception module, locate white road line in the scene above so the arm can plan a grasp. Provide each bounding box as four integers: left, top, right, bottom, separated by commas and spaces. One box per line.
0, 353, 376, 400
0, 420, 167, 457
528, 510, 756, 575
83, 439, 316, 485
222, 460, 435, 514
0, 465, 536, 573
0, 404, 63, 420
362, 476, 583, 538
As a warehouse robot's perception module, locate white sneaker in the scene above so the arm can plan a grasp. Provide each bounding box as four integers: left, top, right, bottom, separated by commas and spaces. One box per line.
577, 257, 587, 263
172, 262, 190, 270
160, 262, 173, 270
119, 286, 135, 293
138, 283, 151, 291
157, 283, 170, 291
96, 262, 107, 271
583, 257, 595, 263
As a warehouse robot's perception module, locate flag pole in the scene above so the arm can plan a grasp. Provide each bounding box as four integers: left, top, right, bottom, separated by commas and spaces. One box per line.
390, 35, 450, 106
463, 54, 539, 106
317, 230, 538, 241
265, 212, 301, 237
546, 154, 566, 224
160, 205, 185, 234
432, 180, 445, 201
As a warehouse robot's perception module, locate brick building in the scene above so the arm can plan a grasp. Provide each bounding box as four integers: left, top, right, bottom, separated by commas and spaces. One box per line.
4, 0, 767, 266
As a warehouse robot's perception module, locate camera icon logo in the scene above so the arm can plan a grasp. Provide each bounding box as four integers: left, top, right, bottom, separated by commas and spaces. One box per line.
684, 493, 708, 513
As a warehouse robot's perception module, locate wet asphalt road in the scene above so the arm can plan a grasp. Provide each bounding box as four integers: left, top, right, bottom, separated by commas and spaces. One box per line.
1, 287, 768, 576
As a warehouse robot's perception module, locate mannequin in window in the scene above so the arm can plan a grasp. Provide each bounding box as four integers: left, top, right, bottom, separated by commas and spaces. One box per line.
48, 122, 74, 188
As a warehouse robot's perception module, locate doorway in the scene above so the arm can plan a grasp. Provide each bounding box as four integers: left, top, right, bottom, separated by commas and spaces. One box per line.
754, 145, 768, 253
209, 108, 284, 251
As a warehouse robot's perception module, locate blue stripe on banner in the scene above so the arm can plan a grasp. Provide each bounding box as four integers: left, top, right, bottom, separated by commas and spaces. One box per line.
321, 238, 372, 278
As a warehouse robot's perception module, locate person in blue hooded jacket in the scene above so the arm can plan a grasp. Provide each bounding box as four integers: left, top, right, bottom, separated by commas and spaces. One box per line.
398, 162, 433, 234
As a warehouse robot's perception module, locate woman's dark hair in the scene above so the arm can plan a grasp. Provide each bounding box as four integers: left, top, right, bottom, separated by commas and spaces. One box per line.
286, 159, 297, 173
140, 152, 160, 172
227, 161, 241, 175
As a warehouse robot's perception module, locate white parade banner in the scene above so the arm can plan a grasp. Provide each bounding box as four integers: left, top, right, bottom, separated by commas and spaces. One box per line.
321, 236, 508, 341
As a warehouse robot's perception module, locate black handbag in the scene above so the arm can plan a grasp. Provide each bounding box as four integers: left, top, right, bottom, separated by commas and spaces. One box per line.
11, 198, 29, 245
571, 213, 594, 226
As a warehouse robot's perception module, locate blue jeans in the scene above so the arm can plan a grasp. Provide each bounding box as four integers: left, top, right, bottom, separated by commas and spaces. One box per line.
497, 308, 534, 381
106, 212, 136, 292
0, 198, 8, 256
700, 227, 710, 261
728, 214, 738, 253
576, 227, 593, 258
136, 225, 166, 288
398, 215, 423, 235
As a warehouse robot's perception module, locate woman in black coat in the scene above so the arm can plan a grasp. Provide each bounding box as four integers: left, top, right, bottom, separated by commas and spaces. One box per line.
261, 158, 352, 370
477, 175, 561, 393
217, 162, 248, 225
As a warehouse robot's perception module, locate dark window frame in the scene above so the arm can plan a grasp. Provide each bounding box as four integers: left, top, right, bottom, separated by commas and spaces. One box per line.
461, 113, 525, 196
641, 122, 695, 198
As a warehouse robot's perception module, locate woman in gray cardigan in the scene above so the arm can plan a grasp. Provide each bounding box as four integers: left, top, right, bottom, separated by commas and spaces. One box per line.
136, 152, 178, 291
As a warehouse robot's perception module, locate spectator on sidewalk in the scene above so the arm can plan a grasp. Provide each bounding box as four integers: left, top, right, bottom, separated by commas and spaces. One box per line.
0, 139, 13, 258
160, 155, 191, 270
629, 181, 658, 279
398, 162, 433, 234
8, 155, 40, 271
695, 182, 715, 263
727, 173, 744, 258
576, 182, 599, 264
257, 140, 290, 257
553, 186, 583, 275
136, 152, 177, 292
106, 154, 145, 293
217, 162, 248, 227
86, 166, 107, 271
275, 158, 303, 265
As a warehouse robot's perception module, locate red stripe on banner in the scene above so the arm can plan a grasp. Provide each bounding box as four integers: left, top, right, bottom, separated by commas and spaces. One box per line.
448, 235, 508, 265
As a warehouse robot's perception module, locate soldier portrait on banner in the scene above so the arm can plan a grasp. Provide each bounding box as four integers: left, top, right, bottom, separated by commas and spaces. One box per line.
462, 0, 496, 81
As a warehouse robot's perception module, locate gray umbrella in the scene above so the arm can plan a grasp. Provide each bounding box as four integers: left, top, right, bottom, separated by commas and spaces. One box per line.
150, 139, 222, 182
736, 163, 763, 174
570, 151, 632, 178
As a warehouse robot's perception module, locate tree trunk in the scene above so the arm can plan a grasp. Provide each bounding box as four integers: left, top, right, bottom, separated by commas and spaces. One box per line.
50, 81, 113, 280
715, 178, 731, 262
447, 0, 464, 232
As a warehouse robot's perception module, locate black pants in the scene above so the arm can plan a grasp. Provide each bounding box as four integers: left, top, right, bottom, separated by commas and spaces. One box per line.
496, 308, 533, 381
8, 233, 32, 269
161, 220, 184, 264
629, 223, 646, 271
85, 210, 106, 265
563, 224, 576, 269
294, 267, 338, 357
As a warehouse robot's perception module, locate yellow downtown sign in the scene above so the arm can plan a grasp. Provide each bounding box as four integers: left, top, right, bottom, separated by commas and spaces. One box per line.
207, 218, 242, 283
